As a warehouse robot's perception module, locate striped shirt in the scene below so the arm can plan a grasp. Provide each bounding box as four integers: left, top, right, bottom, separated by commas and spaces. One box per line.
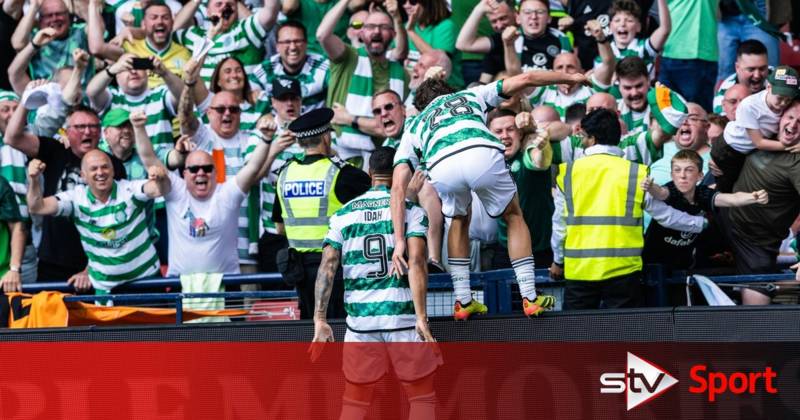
405, 82, 504, 171
528, 75, 608, 120
99, 85, 177, 156
55, 180, 159, 291
323, 186, 428, 332
194, 124, 257, 263
593, 38, 658, 78
252, 52, 329, 113
174, 14, 268, 83
551, 130, 661, 165
0, 144, 29, 219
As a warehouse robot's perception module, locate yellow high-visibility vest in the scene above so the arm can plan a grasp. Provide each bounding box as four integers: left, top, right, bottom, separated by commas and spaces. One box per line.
277, 157, 343, 252
556, 153, 647, 281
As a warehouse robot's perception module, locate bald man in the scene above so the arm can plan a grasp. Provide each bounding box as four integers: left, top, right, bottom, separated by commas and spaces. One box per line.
721, 84, 750, 120
26, 150, 169, 294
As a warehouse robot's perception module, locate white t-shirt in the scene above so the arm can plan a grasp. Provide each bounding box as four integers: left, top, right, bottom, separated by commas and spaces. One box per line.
165, 171, 246, 276
724, 90, 781, 153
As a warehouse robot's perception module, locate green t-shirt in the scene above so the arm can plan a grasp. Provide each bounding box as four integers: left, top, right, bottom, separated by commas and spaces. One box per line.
497, 150, 553, 253
285, 0, 350, 55
449, 0, 493, 62
663, 0, 719, 62
327, 46, 409, 135
407, 19, 464, 89
0, 176, 22, 276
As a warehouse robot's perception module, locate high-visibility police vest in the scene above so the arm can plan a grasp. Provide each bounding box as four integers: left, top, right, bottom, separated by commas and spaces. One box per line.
277, 157, 344, 252
556, 153, 647, 281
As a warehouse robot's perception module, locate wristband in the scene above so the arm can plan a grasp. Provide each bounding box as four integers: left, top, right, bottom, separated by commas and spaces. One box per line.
259, 133, 273, 145
105, 67, 117, 78
185, 80, 196, 87
351, 116, 360, 131
30, 41, 41, 50
9, 265, 20, 273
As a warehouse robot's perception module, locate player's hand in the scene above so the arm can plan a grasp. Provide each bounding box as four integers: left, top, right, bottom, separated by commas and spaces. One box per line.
752, 189, 769, 205
515, 111, 536, 133
0, 270, 21, 293
502, 26, 519, 45
308, 320, 334, 362
67, 269, 92, 292
32, 27, 58, 48
390, 238, 409, 277
549, 262, 564, 281
415, 318, 436, 342
27, 159, 46, 178
558, 15, 574, 32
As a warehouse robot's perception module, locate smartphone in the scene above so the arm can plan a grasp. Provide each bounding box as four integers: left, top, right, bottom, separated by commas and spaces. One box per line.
131, 57, 154, 70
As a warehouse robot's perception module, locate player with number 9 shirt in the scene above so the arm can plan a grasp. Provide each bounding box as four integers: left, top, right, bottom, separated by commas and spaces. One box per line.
391, 71, 586, 319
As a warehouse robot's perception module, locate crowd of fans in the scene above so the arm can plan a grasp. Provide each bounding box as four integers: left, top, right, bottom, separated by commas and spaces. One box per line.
0, 0, 798, 312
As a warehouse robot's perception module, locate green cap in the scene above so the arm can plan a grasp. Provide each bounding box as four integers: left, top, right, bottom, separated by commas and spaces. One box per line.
767, 66, 800, 98
101, 109, 132, 128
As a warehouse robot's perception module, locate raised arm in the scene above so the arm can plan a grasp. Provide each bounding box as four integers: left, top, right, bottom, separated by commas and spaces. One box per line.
173, 0, 201, 31
8, 27, 60, 95
63, 49, 90, 106
649, 0, 671, 52
3, 97, 40, 158
178, 85, 200, 136
331, 103, 384, 137
26, 159, 59, 216
501, 26, 521, 76
714, 190, 769, 207
456, 0, 493, 54
2, 0, 24, 20
256, 0, 280, 31
10, 0, 40, 50
282, 0, 300, 15
87, 54, 135, 111
502, 70, 587, 98
386, 0, 407, 61
236, 138, 278, 192
316, 0, 349, 62
152, 57, 185, 108
87, 0, 124, 60
184, 54, 211, 106
142, 165, 172, 197
131, 111, 166, 170
586, 19, 615, 87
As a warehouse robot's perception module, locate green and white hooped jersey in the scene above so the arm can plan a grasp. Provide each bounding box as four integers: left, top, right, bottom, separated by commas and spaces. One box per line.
528, 75, 609, 120
252, 52, 329, 113
0, 144, 29, 219
593, 38, 658, 77
618, 99, 650, 134
174, 14, 268, 83
323, 186, 428, 333
55, 180, 159, 291
551, 130, 661, 165
406, 82, 504, 171
101, 85, 177, 153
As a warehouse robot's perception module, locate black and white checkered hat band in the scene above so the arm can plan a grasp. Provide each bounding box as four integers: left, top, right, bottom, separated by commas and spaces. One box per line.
294, 124, 331, 139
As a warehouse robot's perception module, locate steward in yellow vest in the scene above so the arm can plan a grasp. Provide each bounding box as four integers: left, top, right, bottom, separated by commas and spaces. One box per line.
275, 108, 370, 319
550, 109, 707, 309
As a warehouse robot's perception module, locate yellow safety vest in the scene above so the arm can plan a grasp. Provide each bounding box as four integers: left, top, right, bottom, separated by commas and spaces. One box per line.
277, 157, 344, 252
556, 154, 647, 281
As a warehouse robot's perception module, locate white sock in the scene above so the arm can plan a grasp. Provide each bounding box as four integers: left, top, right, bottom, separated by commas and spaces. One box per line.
448, 257, 471, 303
408, 392, 437, 420
339, 398, 369, 420
512, 256, 537, 300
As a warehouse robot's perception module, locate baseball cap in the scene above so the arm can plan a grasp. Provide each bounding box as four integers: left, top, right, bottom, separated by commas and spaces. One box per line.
102, 109, 132, 127
767, 66, 800, 98
271, 78, 302, 100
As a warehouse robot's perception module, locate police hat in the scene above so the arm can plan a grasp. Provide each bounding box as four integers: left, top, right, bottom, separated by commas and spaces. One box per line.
288, 107, 334, 140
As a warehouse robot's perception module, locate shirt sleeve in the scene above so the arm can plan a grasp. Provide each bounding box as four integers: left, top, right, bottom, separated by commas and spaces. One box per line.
54, 189, 75, 218
393, 127, 420, 169
405, 202, 428, 238
551, 186, 567, 264
165, 170, 185, 202
322, 214, 344, 250
645, 193, 705, 233
240, 14, 269, 47
468, 81, 503, 107
0, 179, 21, 222
126, 179, 151, 202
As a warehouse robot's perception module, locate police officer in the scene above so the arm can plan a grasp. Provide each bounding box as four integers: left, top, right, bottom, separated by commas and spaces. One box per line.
275, 108, 371, 319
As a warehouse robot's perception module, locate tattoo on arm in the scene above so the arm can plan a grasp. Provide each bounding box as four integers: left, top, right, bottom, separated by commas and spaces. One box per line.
314, 246, 340, 320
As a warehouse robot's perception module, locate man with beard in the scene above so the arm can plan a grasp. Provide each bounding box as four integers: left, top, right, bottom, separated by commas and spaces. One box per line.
718, 101, 800, 304
87, 0, 191, 89
721, 84, 750, 120
26, 151, 169, 295
713, 40, 769, 116
4, 104, 127, 285
253, 21, 329, 112
173, 0, 279, 82
608, 56, 652, 133
526, 19, 615, 120
405, 50, 451, 114
456, 0, 516, 84
87, 53, 184, 163
10, 0, 93, 83
318, 0, 408, 167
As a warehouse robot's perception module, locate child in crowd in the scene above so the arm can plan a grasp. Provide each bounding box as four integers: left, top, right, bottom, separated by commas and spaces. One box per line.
641, 150, 769, 269
594, 0, 671, 76
712, 66, 799, 192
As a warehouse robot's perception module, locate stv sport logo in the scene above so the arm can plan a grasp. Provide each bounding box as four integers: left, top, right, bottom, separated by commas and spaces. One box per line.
600, 352, 679, 410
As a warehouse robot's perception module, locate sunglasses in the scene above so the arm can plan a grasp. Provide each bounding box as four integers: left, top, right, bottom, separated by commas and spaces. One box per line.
186, 164, 215, 174
209, 105, 242, 114
405, 0, 418, 5
350, 20, 363, 29
372, 102, 397, 115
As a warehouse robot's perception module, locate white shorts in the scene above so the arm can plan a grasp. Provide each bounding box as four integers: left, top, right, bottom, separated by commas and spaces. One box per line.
428, 147, 517, 218
342, 329, 442, 384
